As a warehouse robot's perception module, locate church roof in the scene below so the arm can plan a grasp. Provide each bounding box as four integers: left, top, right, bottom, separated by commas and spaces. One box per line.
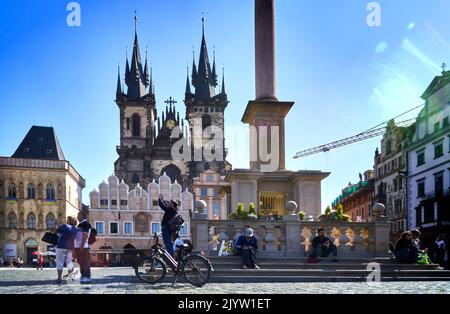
12, 126, 66, 161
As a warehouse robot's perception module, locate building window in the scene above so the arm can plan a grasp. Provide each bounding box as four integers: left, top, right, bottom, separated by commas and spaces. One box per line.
386, 140, 392, 155
8, 184, 17, 199
417, 181, 425, 198
100, 199, 108, 206
377, 167, 382, 177
95, 222, 104, 235
206, 175, 214, 182
417, 151, 425, 166
434, 142, 443, 159
27, 213, 36, 229
394, 199, 402, 214
392, 159, 397, 169
8, 213, 17, 229
398, 156, 402, 167
434, 122, 440, 132
126, 118, 130, 130
109, 222, 119, 234
124, 222, 133, 235
179, 223, 188, 236
152, 200, 158, 206
111, 199, 117, 206
213, 203, 221, 220
46, 213, 57, 229
200, 188, 208, 196
27, 183, 36, 199
46, 183, 55, 200
120, 200, 128, 206
151, 222, 160, 234
132, 114, 141, 137
434, 172, 444, 196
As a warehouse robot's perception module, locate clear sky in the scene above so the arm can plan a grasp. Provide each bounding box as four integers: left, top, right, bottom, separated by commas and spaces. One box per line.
1, 0, 449, 211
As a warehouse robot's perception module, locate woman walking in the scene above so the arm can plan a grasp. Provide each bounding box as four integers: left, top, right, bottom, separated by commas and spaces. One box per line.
54, 216, 78, 284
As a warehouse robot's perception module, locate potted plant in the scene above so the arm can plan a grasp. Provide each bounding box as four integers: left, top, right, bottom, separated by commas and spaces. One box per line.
298, 211, 305, 220
248, 202, 258, 220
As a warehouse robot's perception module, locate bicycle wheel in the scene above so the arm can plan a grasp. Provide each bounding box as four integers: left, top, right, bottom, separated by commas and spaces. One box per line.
135, 256, 167, 284
182, 255, 212, 287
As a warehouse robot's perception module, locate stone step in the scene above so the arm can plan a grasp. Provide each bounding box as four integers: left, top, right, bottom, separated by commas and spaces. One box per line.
210, 263, 442, 270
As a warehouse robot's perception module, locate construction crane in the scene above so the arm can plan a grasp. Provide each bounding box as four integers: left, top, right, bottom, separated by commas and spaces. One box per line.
293, 118, 416, 159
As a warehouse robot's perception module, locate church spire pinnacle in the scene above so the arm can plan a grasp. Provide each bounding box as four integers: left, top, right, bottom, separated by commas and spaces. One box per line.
221, 66, 226, 94
185, 66, 192, 95
126, 12, 147, 99
116, 65, 122, 96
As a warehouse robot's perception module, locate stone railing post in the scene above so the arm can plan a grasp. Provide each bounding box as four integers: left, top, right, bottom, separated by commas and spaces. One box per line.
371, 203, 390, 257
192, 200, 209, 252
284, 201, 301, 256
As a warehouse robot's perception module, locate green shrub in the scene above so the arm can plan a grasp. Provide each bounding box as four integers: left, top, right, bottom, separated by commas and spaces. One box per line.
248, 202, 256, 215
298, 211, 305, 220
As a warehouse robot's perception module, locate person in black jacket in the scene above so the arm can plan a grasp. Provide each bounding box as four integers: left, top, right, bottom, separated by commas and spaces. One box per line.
158, 194, 178, 256
394, 231, 418, 263
234, 228, 259, 269
309, 228, 338, 263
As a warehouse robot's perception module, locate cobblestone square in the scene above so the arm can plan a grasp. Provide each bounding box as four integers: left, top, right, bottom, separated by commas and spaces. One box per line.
1, 268, 449, 294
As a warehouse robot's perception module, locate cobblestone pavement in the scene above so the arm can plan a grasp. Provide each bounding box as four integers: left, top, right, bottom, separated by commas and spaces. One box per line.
1, 268, 449, 294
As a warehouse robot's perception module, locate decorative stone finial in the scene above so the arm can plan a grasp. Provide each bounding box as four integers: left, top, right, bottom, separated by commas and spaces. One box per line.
195, 200, 207, 213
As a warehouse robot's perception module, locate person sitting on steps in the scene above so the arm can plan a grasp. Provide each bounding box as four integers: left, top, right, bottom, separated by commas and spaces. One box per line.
394, 231, 419, 264
309, 227, 338, 263
234, 228, 260, 269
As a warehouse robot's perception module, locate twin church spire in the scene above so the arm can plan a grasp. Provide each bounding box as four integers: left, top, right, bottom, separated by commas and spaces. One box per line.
117, 14, 226, 102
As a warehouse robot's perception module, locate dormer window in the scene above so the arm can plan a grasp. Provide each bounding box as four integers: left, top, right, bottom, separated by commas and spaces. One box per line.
23, 147, 30, 152
46, 149, 53, 154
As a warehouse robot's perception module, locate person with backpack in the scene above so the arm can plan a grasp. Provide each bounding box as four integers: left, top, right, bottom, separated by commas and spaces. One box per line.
158, 193, 179, 256
75, 209, 93, 284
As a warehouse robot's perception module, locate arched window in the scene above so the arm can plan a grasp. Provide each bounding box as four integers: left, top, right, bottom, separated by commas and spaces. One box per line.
8, 213, 17, 229
8, 184, 17, 199
27, 213, 36, 229
27, 183, 36, 199
46, 213, 57, 229
161, 165, 181, 184
46, 183, 55, 200
132, 114, 141, 137
132, 173, 140, 184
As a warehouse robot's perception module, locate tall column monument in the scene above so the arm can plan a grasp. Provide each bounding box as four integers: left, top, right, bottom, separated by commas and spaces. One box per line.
242, 0, 293, 171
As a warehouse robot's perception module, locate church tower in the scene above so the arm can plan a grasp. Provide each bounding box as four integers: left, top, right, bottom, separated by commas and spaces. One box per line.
115, 15, 156, 188
185, 18, 231, 178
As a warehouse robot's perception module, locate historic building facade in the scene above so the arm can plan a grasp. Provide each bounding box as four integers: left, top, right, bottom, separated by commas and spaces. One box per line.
0, 126, 85, 264
406, 69, 450, 246
192, 169, 230, 220
373, 120, 415, 241
114, 16, 231, 191
332, 170, 375, 222
88, 173, 194, 266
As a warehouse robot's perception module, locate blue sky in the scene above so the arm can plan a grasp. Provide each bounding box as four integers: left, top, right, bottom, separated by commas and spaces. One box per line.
1, 0, 450, 210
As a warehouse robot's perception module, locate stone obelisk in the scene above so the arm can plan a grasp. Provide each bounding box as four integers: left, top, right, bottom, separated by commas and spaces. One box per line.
242, 0, 293, 171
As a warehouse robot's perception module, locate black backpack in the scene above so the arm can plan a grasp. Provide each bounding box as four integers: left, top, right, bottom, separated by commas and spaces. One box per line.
88, 228, 97, 245
168, 215, 185, 232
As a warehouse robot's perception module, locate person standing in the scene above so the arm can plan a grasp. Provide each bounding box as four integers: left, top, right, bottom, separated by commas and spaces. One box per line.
37, 247, 44, 270
158, 194, 178, 256
234, 228, 260, 269
394, 231, 418, 263
54, 216, 78, 284
75, 209, 92, 284
435, 234, 447, 267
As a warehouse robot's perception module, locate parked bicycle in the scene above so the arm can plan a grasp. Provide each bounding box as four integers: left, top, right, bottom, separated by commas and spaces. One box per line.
134, 233, 212, 287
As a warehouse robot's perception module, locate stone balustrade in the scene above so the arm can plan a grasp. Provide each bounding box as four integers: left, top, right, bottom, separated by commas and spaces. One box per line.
191, 215, 390, 258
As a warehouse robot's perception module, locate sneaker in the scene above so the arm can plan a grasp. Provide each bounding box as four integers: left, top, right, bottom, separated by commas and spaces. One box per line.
241, 265, 248, 269
253, 265, 260, 270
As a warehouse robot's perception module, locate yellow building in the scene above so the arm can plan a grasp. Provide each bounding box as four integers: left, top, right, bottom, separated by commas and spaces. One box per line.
0, 126, 85, 265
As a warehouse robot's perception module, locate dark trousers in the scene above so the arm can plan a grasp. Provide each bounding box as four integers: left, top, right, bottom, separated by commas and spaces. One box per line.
75, 248, 91, 278
161, 225, 174, 256
311, 244, 338, 259
394, 247, 418, 263
237, 248, 257, 267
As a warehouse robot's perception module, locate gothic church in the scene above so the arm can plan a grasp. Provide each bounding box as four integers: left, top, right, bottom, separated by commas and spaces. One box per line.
114, 16, 231, 189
